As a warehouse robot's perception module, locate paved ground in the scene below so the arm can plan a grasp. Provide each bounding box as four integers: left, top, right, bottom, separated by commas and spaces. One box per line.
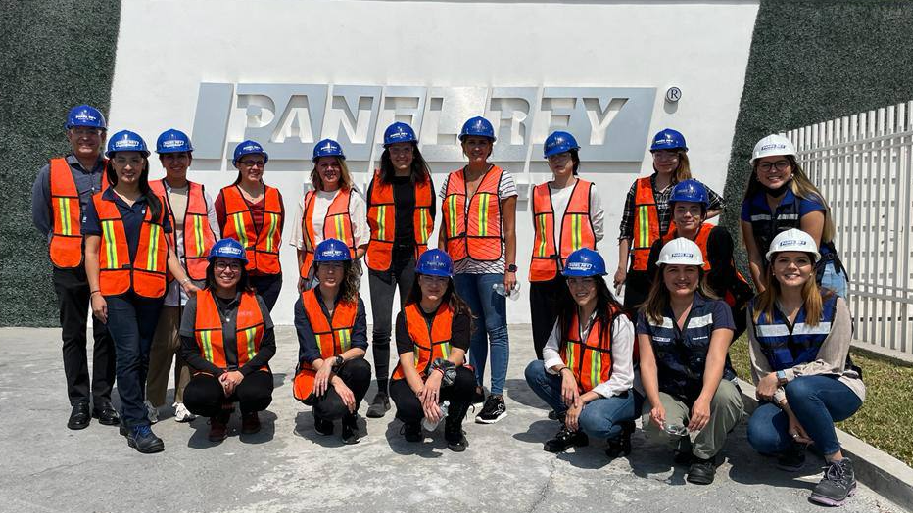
0, 326, 905, 513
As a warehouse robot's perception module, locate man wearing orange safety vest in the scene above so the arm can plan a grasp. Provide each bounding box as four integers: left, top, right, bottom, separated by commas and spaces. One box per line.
30, 105, 118, 430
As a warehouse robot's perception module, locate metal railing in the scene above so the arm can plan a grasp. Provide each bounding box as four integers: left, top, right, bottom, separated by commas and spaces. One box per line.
787, 101, 913, 355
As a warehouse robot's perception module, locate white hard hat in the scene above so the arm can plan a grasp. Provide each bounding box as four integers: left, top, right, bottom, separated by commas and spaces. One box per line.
657, 237, 704, 266
765, 229, 820, 262
750, 134, 797, 164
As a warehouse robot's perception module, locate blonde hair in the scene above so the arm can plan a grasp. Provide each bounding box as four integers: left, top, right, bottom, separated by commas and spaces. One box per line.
311, 157, 354, 192
641, 264, 718, 324
752, 262, 830, 326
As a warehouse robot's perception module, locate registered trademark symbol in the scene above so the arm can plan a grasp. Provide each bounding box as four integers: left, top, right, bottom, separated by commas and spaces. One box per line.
665, 87, 682, 103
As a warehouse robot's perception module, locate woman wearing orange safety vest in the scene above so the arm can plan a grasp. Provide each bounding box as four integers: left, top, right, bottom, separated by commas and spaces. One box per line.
180, 238, 276, 443
83, 130, 199, 454
438, 116, 518, 424
290, 138, 369, 292
364, 122, 436, 419
145, 129, 218, 425
30, 105, 118, 430
293, 238, 371, 445
615, 129, 723, 314
216, 140, 285, 311
529, 131, 604, 360
389, 249, 475, 451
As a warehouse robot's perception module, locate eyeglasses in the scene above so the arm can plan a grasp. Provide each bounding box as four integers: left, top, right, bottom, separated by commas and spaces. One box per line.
214, 261, 242, 272
651, 150, 679, 161
547, 152, 572, 163
70, 127, 102, 137
238, 160, 265, 168
757, 160, 791, 172
388, 146, 413, 156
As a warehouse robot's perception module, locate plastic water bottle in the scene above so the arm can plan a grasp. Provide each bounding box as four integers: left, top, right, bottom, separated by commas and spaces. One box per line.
421, 400, 450, 431
492, 282, 520, 300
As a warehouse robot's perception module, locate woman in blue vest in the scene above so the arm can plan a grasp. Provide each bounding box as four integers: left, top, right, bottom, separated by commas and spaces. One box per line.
636, 237, 743, 485
741, 134, 847, 298
745, 229, 864, 507
524, 248, 638, 459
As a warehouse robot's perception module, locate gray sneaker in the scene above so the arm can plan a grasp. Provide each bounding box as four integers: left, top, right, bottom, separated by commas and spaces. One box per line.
810, 458, 856, 506
144, 400, 160, 424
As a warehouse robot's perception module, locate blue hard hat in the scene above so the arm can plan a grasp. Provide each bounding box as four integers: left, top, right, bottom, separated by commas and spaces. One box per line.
312, 139, 346, 162
66, 105, 107, 130
232, 140, 268, 165
314, 238, 351, 262
156, 128, 193, 154
649, 128, 688, 152
415, 249, 454, 278
208, 238, 249, 264
383, 122, 417, 147
668, 179, 709, 208
544, 131, 580, 158
459, 116, 496, 142
105, 130, 149, 158
562, 248, 607, 277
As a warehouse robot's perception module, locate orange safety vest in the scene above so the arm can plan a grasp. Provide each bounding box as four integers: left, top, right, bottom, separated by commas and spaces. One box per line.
48, 158, 107, 268
93, 191, 169, 298
529, 180, 597, 282
299, 188, 356, 278
365, 170, 434, 271
292, 289, 359, 400
219, 185, 283, 275
150, 179, 216, 280
661, 221, 713, 271
561, 305, 623, 393
391, 303, 455, 380
442, 166, 504, 261
193, 290, 266, 372
631, 177, 663, 271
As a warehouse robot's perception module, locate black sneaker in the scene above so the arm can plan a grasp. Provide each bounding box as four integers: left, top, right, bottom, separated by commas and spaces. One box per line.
445, 417, 468, 452
126, 425, 165, 454
471, 388, 486, 406
673, 436, 694, 465
810, 458, 857, 507
475, 395, 506, 424
687, 456, 716, 485
605, 420, 635, 459
777, 444, 806, 472
365, 393, 391, 418
313, 413, 334, 436
544, 424, 589, 453
401, 421, 422, 443
341, 414, 360, 445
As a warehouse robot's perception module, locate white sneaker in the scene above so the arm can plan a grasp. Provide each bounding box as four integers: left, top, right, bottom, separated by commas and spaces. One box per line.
173, 401, 196, 423
144, 400, 160, 424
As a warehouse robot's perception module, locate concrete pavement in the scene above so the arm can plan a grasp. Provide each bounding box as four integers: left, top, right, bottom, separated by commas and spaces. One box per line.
0, 326, 905, 513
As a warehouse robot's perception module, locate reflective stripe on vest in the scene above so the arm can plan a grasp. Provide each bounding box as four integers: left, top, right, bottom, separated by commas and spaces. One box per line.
48, 159, 84, 268
752, 295, 837, 371
632, 177, 660, 271
529, 180, 596, 282
193, 290, 265, 370
662, 222, 713, 271
442, 166, 504, 262
365, 170, 434, 271
219, 185, 283, 275
93, 192, 168, 298
562, 305, 620, 393
292, 289, 359, 400
150, 179, 217, 280
299, 188, 356, 278
391, 303, 455, 380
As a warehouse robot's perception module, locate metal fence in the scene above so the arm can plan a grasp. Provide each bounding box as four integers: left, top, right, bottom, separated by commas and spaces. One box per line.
787, 101, 913, 356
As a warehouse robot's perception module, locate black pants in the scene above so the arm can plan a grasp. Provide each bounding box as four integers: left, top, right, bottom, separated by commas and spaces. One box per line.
183, 370, 274, 417
304, 358, 371, 421
529, 276, 566, 360
622, 269, 651, 316
250, 273, 282, 312
52, 266, 116, 406
389, 366, 476, 425
367, 251, 416, 395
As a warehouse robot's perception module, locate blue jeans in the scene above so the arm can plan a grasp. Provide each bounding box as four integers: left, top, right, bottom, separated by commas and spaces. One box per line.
105, 293, 164, 428
819, 260, 848, 300
747, 375, 862, 456
524, 360, 640, 439
455, 273, 509, 395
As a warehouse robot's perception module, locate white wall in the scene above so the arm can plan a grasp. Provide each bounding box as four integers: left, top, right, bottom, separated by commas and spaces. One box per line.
110, 0, 759, 324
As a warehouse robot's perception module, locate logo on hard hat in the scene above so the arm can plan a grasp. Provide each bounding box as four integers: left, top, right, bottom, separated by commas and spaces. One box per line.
162, 140, 184, 149
243, 144, 260, 152
322, 249, 345, 257
320, 142, 336, 152
779, 240, 807, 248
74, 112, 96, 121
117, 139, 140, 149
760, 143, 787, 152
391, 126, 408, 139
222, 246, 243, 256
671, 252, 696, 259
566, 262, 593, 271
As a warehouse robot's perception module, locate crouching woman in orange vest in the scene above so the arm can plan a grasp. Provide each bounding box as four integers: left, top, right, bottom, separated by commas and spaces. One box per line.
293, 238, 371, 445
216, 141, 284, 311
179, 238, 276, 442
389, 250, 475, 451
83, 130, 199, 453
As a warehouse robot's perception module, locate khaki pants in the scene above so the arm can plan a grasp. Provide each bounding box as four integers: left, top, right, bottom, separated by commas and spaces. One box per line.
642, 378, 744, 459
146, 306, 192, 406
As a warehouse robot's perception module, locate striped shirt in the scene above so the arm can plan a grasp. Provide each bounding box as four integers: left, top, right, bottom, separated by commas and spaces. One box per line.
618, 173, 724, 241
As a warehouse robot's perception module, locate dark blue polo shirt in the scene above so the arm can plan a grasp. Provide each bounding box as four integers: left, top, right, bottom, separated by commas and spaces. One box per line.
740, 188, 831, 257
82, 188, 172, 261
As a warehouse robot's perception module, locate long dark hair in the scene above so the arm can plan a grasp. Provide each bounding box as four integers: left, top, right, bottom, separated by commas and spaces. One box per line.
405, 273, 472, 319
204, 259, 253, 294
106, 155, 163, 222
556, 276, 625, 350
314, 260, 360, 304
379, 143, 431, 184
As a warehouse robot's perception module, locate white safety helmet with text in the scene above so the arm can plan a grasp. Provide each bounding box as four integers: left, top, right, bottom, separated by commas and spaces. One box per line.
656, 237, 704, 267
750, 134, 797, 164
765, 228, 820, 262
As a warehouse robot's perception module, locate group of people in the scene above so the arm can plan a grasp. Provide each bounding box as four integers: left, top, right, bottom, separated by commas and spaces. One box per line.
32, 104, 862, 507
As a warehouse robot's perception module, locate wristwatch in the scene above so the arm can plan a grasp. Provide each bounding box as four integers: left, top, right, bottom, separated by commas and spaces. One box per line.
334, 355, 344, 368
506, 263, 518, 273
776, 370, 788, 385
